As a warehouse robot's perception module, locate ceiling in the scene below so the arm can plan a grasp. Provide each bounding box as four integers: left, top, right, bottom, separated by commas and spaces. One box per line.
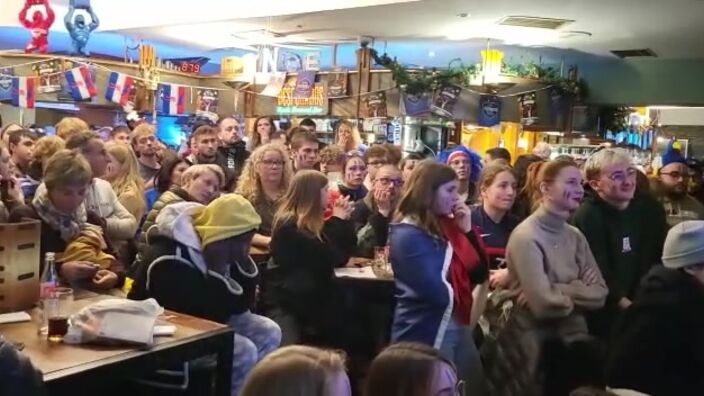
1, 0, 704, 62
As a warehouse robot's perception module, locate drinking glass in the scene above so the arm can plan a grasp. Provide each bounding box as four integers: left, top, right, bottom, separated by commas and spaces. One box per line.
46, 287, 73, 342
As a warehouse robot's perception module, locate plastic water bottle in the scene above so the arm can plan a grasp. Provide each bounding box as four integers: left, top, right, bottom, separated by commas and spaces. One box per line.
37, 252, 58, 335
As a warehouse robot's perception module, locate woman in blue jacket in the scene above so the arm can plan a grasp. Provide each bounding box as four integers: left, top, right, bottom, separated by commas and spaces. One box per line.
389, 160, 489, 394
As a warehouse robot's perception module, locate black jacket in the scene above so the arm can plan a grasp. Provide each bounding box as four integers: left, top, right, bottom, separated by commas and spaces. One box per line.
128, 235, 258, 323
0, 337, 45, 396
350, 195, 390, 258
606, 266, 704, 396
217, 141, 249, 189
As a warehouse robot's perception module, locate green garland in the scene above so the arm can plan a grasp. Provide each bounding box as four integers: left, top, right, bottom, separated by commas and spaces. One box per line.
370, 49, 588, 99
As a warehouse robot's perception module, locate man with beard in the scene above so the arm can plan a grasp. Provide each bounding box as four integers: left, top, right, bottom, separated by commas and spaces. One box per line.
131, 124, 161, 187
190, 125, 235, 191
217, 116, 249, 186
351, 164, 403, 258
573, 148, 667, 340
654, 147, 704, 227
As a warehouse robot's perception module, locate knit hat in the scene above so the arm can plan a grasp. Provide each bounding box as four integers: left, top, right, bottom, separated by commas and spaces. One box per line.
662, 220, 704, 269
661, 141, 686, 168
192, 194, 261, 248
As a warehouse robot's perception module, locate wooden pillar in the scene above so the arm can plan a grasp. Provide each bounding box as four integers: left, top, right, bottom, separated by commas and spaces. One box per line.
355, 47, 372, 120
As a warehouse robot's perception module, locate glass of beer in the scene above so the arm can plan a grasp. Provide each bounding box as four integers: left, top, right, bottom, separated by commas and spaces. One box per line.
47, 287, 73, 342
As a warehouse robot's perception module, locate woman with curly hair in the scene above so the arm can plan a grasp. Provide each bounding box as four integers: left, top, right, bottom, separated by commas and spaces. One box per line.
236, 143, 293, 253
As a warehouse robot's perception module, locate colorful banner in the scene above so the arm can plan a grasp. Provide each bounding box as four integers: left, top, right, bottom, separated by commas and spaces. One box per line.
104, 72, 134, 105
326, 69, 348, 98
432, 85, 461, 117
401, 92, 431, 116
518, 92, 538, 126
293, 70, 316, 98
478, 95, 501, 127
0, 67, 13, 101
362, 91, 388, 118
260, 72, 287, 97
196, 89, 219, 121
157, 84, 186, 115
63, 66, 97, 101
32, 60, 61, 93
11, 77, 35, 108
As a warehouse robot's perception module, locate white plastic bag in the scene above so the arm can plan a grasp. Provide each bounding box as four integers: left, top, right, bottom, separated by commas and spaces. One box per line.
63, 298, 164, 346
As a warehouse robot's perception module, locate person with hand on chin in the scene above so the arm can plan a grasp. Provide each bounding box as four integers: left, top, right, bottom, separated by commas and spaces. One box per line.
389, 160, 489, 395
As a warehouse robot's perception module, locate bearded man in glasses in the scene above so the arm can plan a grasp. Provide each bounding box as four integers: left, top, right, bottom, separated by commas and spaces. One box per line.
653, 146, 704, 227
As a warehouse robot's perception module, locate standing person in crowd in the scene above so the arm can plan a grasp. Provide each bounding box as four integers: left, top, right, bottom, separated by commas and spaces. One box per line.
129, 194, 281, 395
270, 130, 288, 147
268, 170, 357, 345
1, 123, 23, 148
363, 145, 390, 190
236, 143, 293, 256
218, 116, 250, 184
483, 158, 608, 396
512, 159, 546, 220
10, 150, 124, 290
189, 125, 236, 190
437, 145, 482, 205
248, 116, 276, 152
146, 156, 191, 212
130, 124, 161, 187
365, 342, 462, 396
62, 131, 137, 245
399, 152, 424, 182
55, 116, 88, 141
335, 153, 369, 203
606, 221, 704, 396
389, 161, 489, 394
335, 120, 366, 154
573, 148, 667, 339
108, 125, 131, 145
240, 345, 351, 396
8, 129, 37, 179
384, 144, 403, 167
652, 146, 704, 226
104, 142, 146, 224
0, 145, 24, 222
484, 147, 512, 165
352, 164, 403, 258
290, 131, 320, 172
23, 135, 64, 201
319, 145, 345, 179
472, 163, 519, 289
532, 141, 553, 160
298, 118, 317, 133
139, 164, 223, 251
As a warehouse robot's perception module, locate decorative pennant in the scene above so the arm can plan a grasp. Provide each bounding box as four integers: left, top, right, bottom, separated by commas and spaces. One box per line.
518, 92, 538, 126
478, 95, 501, 127
362, 91, 388, 118
260, 72, 287, 97
401, 92, 431, 116
0, 67, 14, 101
11, 77, 35, 109
32, 60, 62, 93
157, 83, 186, 115
105, 71, 135, 105
326, 69, 348, 98
432, 85, 461, 117
63, 66, 97, 101
293, 70, 316, 98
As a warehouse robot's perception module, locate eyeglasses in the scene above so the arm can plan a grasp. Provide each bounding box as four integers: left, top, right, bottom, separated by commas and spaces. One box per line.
607, 168, 638, 183
377, 177, 404, 187
260, 159, 284, 167
660, 171, 690, 180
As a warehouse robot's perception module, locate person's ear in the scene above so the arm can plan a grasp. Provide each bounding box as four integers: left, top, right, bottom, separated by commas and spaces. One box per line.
587, 178, 600, 192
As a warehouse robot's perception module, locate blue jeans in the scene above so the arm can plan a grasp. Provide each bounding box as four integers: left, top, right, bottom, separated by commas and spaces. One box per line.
227, 311, 282, 395
439, 318, 487, 396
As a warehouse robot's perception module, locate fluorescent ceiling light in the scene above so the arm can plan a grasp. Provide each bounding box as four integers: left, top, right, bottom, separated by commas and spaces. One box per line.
446, 23, 560, 46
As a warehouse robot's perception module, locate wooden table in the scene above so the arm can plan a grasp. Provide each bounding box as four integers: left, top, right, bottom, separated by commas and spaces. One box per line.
0, 295, 234, 396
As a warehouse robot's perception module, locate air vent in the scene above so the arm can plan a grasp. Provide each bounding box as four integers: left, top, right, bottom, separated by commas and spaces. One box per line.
610, 49, 658, 58
497, 16, 574, 30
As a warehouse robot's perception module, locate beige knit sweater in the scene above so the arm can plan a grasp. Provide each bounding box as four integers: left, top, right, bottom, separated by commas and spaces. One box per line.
506, 206, 608, 320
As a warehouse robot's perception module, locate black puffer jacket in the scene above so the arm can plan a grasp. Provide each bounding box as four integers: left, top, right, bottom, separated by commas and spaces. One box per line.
0, 337, 45, 396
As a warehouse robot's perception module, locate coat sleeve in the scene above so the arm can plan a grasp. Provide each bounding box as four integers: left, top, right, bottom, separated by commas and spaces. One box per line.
104, 187, 138, 240
323, 217, 358, 267
118, 191, 146, 225
506, 231, 574, 319
556, 231, 608, 310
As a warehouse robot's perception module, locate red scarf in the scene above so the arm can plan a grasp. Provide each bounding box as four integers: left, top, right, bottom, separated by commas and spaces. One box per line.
439, 217, 481, 325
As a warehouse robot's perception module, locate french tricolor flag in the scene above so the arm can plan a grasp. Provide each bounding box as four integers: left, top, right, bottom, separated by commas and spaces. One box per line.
105, 72, 134, 105
159, 83, 186, 115
11, 77, 35, 109
64, 66, 97, 101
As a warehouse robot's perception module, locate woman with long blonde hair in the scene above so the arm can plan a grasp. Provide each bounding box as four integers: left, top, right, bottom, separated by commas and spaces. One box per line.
334, 120, 365, 154
268, 170, 356, 345
103, 142, 146, 222
237, 143, 292, 252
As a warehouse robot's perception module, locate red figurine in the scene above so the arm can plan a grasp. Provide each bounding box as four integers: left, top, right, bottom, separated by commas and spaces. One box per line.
19, 0, 55, 54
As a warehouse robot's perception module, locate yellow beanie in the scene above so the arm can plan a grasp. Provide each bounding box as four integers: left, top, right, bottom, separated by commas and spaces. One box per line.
192, 194, 262, 248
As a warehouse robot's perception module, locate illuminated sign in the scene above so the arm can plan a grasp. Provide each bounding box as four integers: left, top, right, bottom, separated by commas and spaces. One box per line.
276, 82, 327, 115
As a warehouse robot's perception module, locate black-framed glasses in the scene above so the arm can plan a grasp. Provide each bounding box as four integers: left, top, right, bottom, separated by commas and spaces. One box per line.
660, 171, 690, 180
377, 177, 404, 187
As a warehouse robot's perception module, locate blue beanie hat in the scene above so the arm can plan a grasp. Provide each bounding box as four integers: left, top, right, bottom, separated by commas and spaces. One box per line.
437, 145, 483, 184
661, 141, 686, 168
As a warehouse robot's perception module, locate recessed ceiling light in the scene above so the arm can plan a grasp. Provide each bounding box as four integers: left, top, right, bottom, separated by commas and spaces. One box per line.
456, 13, 470, 18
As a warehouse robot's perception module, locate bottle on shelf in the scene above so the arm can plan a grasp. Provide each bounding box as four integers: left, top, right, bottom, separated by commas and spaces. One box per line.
37, 252, 58, 335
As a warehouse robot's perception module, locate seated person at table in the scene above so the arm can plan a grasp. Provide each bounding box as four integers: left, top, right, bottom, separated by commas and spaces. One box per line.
268, 170, 357, 345
129, 194, 281, 395
236, 143, 292, 257
471, 163, 519, 289
351, 164, 403, 258
10, 150, 124, 290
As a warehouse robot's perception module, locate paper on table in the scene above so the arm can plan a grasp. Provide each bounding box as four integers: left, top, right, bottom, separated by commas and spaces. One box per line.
335, 266, 377, 279
0, 311, 32, 324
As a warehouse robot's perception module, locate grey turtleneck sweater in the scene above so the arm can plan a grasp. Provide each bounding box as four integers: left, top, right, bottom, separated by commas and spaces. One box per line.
506, 205, 608, 320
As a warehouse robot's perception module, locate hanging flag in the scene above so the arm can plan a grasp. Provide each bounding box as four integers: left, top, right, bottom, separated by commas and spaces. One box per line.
11, 77, 35, 108
105, 72, 134, 105
157, 83, 186, 115
64, 66, 96, 101
478, 95, 501, 126
0, 67, 13, 101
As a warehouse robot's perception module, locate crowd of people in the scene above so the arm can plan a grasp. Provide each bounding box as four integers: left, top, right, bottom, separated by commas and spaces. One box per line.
1, 114, 703, 396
